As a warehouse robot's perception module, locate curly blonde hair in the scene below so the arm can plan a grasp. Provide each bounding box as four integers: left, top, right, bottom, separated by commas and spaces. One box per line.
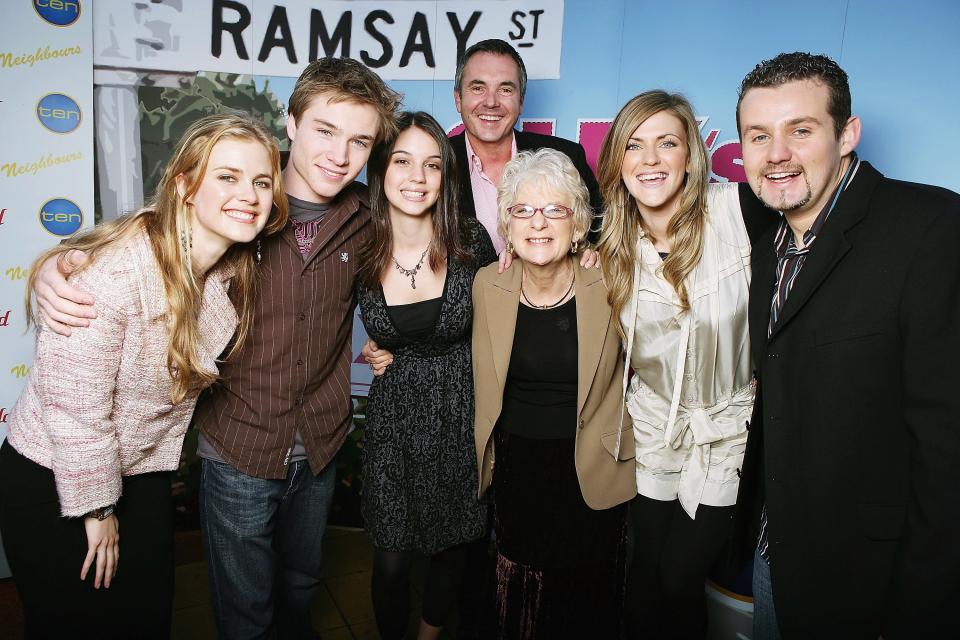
27, 113, 289, 403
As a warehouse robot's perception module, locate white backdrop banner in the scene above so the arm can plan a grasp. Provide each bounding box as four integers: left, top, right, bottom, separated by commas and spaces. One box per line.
0, 0, 94, 578
0, 0, 94, 437
93, 0, 564, 80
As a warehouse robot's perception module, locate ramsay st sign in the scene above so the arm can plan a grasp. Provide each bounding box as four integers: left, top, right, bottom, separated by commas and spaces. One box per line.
93, 0, 564, 80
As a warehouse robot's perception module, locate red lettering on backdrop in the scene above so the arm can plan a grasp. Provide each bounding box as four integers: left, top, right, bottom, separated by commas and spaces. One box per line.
0, 407, 8, 423
0, 309, 11, 327
0, 208, 7, 225
709, 139, 747, 183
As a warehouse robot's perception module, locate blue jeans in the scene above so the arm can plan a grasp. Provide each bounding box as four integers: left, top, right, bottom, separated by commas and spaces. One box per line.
752, 548, 783, 640
200, 458, 336, 640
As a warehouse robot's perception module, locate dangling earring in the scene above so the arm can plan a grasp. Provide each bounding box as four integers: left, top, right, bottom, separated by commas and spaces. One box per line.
571, 240, 578, 255
180, 225, 193, 254
256, 238, 263, 264
506, 239, 514, 254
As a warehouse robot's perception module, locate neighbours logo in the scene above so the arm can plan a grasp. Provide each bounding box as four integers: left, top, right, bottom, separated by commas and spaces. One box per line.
37, 93, 81, 134
33, 0, 81, 27
39, 198, 82, 236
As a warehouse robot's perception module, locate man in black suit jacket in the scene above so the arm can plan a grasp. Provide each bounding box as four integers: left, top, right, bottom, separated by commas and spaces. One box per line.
449, 39, 600, 251
735, 52, 960, 639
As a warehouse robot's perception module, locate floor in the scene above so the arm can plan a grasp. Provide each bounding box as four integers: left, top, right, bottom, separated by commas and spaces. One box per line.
0, 526, 447, 640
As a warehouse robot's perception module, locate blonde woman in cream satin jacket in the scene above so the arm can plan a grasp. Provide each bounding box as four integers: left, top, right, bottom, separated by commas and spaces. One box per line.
596, 91, 774, 640
624, 181, 754, 517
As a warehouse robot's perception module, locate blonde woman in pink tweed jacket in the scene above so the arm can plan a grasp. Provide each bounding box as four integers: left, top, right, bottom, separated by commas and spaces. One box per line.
0, 113, 288, 639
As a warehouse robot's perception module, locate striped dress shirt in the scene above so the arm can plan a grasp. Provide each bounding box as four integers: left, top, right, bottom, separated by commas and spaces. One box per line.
758, 155, 860, 559
192, 183, 371, 480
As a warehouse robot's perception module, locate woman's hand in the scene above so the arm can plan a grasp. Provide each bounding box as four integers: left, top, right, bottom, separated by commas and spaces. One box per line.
362, 339, 394, 376
81, 513, 119, 589
579, 248, 600, 269
35, 249, 96, 336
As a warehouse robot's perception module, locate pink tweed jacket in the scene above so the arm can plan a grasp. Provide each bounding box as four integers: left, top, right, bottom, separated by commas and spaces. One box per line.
7, 229, 237, 517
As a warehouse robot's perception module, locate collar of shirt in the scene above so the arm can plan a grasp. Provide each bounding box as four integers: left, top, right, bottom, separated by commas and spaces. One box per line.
773, 153, 861, 260
464, 130, 518, 180
464, 132, 517, 255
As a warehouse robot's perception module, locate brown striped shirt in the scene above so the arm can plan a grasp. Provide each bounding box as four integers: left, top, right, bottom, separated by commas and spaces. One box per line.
192, 183, 371, 479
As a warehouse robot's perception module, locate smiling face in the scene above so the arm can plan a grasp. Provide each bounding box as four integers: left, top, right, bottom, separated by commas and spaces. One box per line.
739, 79, 860, 218
186, 138, 275, 256
620, 110, 690, 220
384, 126, 442, 220
284, 93, 381, 203
508, 180, 579, 267
454, 52, 523, 147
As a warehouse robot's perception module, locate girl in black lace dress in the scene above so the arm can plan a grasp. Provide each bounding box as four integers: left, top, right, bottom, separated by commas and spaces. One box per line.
355, 112, 497, 640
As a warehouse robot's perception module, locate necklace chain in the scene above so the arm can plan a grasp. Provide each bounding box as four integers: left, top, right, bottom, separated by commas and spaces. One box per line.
521, 270, 575, 309
392, 247, 429, 289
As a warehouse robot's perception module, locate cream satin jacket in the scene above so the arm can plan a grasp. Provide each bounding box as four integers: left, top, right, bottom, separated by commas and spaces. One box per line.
622, 183, 754, 518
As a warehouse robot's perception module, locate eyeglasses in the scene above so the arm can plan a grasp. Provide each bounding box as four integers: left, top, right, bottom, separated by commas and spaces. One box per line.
506, 203, 575, 219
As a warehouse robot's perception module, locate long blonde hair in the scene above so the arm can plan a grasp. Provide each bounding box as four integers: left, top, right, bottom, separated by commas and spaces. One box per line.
26, 113, 289, 403
596, 91, 709, 336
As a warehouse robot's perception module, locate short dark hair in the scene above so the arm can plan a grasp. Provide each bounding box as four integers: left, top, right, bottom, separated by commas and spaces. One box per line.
454, 39, 527, 101
736, 52, 851, 139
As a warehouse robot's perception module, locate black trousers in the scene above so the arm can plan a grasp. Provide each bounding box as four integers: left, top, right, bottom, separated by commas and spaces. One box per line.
626, 494, 735, 640
0, 440, 174, 640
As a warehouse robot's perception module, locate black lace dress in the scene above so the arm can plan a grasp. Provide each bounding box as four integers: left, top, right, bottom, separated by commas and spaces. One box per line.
356, 219, 497, 554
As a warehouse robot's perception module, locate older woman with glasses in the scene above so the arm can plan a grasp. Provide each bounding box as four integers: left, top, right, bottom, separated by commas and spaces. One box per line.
472, 148, 636, 638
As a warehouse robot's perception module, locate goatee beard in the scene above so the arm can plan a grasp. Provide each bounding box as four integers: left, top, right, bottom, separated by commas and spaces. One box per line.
755, 172, 812, 212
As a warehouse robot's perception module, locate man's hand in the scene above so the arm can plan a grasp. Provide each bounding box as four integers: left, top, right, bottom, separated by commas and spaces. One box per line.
498, 247, 599, 273
362, 339, 394, 376
498, 248, 514, 274
35, 249, 96, 336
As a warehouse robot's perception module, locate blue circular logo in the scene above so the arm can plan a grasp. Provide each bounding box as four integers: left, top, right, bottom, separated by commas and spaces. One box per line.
39, 198, 83, 236
36, 93, 81, 134
33, 0, 81, 27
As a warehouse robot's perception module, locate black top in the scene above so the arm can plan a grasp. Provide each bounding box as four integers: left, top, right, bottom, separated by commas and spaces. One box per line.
354, 217, 498, 553
498, 297, 578, 439
386, 296, 443, 341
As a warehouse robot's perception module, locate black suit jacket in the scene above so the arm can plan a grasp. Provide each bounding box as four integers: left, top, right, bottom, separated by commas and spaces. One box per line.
449, 130, 602, 240
737, 162, 960, 638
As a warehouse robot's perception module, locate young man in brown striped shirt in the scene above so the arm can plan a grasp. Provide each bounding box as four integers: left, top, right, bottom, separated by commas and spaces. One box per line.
32, 57, 401, 638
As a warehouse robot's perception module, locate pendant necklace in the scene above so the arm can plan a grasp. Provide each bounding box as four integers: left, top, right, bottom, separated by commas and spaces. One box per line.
392, 246, 429, 289
521, 270, 575, 309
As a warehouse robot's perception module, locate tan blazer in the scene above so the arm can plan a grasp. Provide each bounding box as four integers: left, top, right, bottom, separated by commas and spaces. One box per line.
472, 259, 636, 510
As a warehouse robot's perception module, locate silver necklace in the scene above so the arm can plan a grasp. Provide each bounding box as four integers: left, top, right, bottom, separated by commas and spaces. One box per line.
521, 271, 575, 309
392, 247, 429, 289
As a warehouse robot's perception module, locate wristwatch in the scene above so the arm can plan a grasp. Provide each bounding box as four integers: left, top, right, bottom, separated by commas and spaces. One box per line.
86, 504, 116, 520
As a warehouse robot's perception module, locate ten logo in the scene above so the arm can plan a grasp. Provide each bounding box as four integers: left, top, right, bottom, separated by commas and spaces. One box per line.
37, 93, 81, 134
33, 0, 81, 27
39, 198, 83, 236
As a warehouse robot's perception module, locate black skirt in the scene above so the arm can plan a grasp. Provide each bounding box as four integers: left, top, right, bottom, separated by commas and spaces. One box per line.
490, 428, 627, 639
